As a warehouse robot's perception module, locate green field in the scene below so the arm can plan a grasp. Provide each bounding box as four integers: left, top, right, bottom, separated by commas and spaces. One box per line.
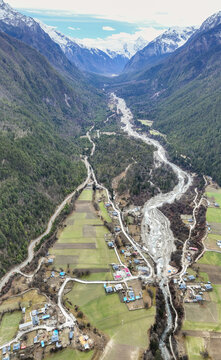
138, 119, 153, 127
198, 252, 221, 266
206, 208, 221, 223
49, 189, 117, 272
185, 336, 204, 360
67, 283, 156, 349
78, 189, 93, 201
0, 311, 22, 346
99, 202, 112, 223
45, 348, 93, 360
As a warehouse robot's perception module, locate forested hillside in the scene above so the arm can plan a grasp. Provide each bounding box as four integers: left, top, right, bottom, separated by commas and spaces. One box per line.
90, 135, 178, 205
113, 22, 221, 184
0, 31, 106, 277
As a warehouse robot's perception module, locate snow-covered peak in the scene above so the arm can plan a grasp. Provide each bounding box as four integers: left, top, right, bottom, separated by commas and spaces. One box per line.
151, 26, 197, 51
76, 35, 149, 59
199, 11, 221, 32
34, 19, 71, 51
0, 0, 35, 27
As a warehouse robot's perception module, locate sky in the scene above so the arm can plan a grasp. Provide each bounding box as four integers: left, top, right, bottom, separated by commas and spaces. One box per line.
7, 0, 221, 52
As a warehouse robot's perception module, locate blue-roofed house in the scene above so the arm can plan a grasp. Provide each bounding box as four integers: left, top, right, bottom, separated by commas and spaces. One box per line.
195, 295, 203, 301
59, 272, 66, 277
48, 258, 54, 264
42, 314, 50, 320
105, 286, 113, 294
179, 283, 187, 290
188, 275, 196, 281
41, 341, 45, 348
2, 347, 6, 355
53, 329, 59, 335
13, 343, 20, 351
69, 331, 73, 340
107, 242, 114, 248
205, 284, 213, 291
112, 264, 119, 271
32, 315, 39, 326
51, 335, 59, 343
134, 259, 140, 265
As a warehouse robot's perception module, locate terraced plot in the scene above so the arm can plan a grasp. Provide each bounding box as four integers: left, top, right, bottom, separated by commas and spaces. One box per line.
0, 311, 22, 346
49, 189, 117, 275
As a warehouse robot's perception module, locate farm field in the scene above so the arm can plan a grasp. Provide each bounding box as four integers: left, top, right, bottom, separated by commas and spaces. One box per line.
185, 336, 204, 360
198, 251, 221, 267
138, 119, 153, 127
45, 348, 94, 360
49, 188, 117, 273
0, 311, 22, 346
67, 282, 156, 357
95, 189, 112, 223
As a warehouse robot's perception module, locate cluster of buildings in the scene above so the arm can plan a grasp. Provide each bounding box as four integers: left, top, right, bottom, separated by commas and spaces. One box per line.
175, 273, 213, 303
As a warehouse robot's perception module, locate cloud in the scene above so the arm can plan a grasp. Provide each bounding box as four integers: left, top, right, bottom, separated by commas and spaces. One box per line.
12, 0, 221, 27
102, 26, 115, 31
68, 26, 80, 31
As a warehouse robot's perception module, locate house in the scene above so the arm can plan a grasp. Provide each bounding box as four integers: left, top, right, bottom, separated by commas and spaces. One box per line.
48, 258, 54, 264
59, 272, 66, 277
112, 264, 119, 271
137, 266, 149, 275
41, 341, 45, 348
188, 219, 193, 223
134, 259, 140, 265
22, 307, 26, 314
205, 284, 213, 291
13, 343, 20, 352
56, 342, 62, 348
105, 286, 113, 294
69, 331, 73, 340
112, 211, 118, 216
107, 242, 114, 248
42, 314, 50, 320
33, 336, 39, 344
179, 283, 187, 290
51, 334, 59, 343
84, 343, 90, 350
21, 344, 26, 350
32, 310, 38, 316
114, 227, 121, 232
19, 321, 33, 331
105, 203, 111, 207
121, 250, 125, 254
2, 347, 6, 355
189, 247, 198, 251
188, 275, 196, 281
195, 295, 203, 301
32, 315, 39, 326
114, 284, 123, 291
214, 203, 220, 207
114, 274, 122, 280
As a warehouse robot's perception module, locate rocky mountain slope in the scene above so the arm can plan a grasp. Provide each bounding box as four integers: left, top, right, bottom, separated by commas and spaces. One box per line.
123, 26, 196, 73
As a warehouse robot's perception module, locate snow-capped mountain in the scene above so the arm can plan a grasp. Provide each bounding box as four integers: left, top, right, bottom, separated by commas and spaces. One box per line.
0, 0, 84, 81
35, 20, 128, 75
199, 10, 221, 32
123, 26, 197, 73
75, 34, 150, 59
